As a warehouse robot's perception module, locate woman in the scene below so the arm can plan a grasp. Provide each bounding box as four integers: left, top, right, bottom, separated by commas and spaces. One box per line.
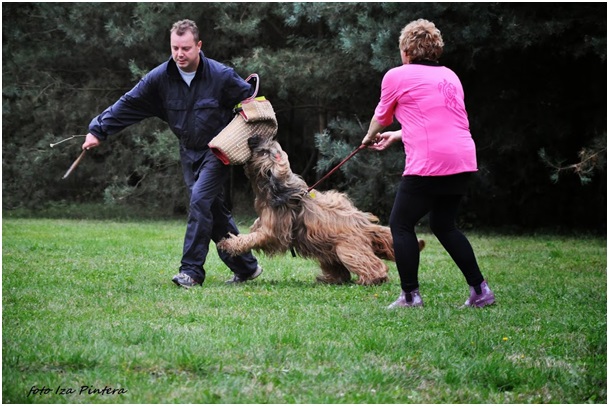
361, 19, 495, 308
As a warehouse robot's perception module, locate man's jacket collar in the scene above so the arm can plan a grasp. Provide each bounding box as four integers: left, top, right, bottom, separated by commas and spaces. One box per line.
166, 50, 206, 78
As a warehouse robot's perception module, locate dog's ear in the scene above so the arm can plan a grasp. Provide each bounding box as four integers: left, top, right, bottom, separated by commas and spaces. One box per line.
248, 135, 263, 150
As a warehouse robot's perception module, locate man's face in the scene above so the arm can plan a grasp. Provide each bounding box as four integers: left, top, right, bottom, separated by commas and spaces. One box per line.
170, 31, 201, 73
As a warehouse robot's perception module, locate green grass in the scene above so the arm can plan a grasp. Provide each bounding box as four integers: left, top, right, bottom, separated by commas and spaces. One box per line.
2, 217, 606, 403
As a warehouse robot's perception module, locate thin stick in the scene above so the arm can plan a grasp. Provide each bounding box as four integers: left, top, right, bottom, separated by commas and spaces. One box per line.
62, 150, 87, 179
50, 135, 86, 148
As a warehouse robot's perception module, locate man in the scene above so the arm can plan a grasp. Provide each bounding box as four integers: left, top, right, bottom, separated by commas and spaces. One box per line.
82, 19, 262, 288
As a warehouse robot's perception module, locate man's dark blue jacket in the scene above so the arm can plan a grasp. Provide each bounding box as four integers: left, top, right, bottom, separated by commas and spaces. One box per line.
89, 51, 253, 151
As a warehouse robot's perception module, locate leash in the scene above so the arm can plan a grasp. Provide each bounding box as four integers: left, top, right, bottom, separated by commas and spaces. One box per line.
307, 144, 366, 192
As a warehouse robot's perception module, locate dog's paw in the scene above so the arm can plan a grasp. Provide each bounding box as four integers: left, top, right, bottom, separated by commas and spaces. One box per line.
216, 239, 229, 251
217, 233, 238, 253
356, 276, 389, 286
315, 273, 352, 285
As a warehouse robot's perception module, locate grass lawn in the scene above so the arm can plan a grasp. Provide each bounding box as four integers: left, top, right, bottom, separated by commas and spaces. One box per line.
2, 217, 606, 403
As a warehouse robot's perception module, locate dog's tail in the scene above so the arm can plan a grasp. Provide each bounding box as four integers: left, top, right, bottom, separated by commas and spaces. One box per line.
369, 225, 425, 261
369, 225, 395, 261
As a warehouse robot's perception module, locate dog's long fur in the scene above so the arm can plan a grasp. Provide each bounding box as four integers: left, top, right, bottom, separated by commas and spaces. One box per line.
218, 136, 424, 285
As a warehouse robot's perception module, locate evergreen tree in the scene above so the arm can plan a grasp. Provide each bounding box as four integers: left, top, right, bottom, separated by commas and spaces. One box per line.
2, 3, 605, 231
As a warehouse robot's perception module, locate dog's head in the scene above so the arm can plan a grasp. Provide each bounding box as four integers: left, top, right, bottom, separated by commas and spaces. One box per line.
246, 135, 307, 207
246, 135, 292, 180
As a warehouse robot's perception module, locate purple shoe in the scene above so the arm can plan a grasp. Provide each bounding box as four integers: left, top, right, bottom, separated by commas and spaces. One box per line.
463, 280, 495, 308
387, 289, 423, 309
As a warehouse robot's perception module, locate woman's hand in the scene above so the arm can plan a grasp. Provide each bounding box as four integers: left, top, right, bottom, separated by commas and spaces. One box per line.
361, 132, 379, 146
367, 131, 401, 151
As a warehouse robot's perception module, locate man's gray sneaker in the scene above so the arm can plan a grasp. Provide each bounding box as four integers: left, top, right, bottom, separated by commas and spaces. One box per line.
225, 266, 263, 284
172, 272, 201, 289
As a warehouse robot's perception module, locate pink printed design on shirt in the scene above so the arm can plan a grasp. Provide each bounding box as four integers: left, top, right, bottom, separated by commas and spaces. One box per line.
438, 79, 458, 112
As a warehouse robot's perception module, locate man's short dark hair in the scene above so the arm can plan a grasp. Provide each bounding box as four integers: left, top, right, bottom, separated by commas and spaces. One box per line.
171, 19, 199, 43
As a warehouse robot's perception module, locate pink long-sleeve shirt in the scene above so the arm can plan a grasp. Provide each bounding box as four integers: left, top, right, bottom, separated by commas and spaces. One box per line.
374, 63, 478, 176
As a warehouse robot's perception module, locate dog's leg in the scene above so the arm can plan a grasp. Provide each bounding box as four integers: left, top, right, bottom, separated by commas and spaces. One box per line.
316, 261, 352, 285
335, 242, 389, 286
369, 225, 426, 261
217, 229, 276, 256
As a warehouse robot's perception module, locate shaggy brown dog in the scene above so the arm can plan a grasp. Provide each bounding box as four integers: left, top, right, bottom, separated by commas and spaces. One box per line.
218, 136, 425, 285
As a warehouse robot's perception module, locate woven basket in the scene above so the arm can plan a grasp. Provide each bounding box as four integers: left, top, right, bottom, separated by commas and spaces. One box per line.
209, 75, 278, 165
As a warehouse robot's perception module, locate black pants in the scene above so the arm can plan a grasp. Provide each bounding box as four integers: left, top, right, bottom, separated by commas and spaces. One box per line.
389, 176, 484, 292
179, 147, 258, 283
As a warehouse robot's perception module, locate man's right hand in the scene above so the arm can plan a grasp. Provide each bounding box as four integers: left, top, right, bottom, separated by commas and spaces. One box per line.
82, 133, 101, 150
